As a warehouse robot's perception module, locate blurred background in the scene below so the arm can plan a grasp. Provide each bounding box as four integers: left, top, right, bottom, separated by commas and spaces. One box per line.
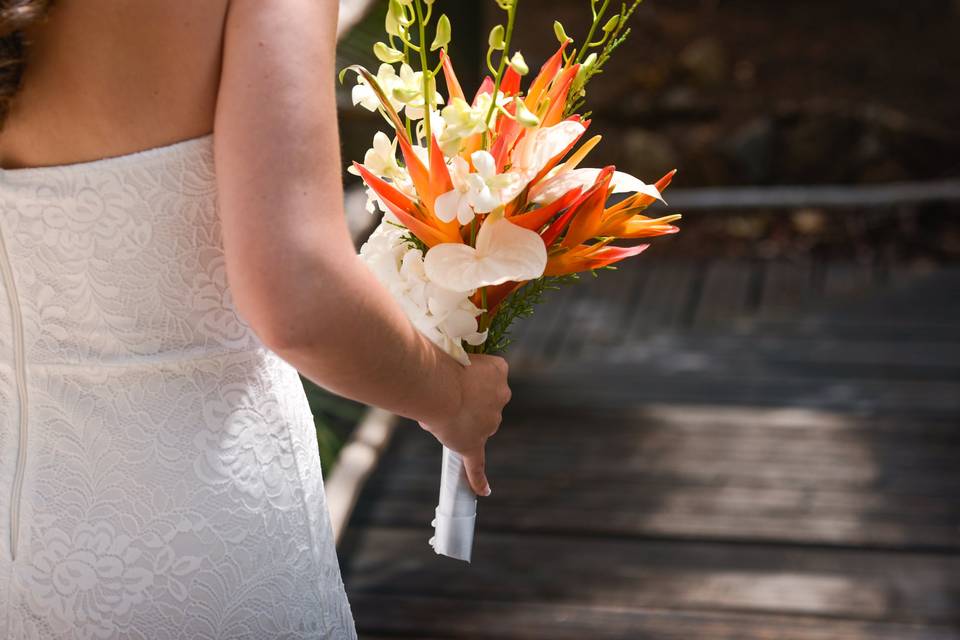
314, 1, 960, 638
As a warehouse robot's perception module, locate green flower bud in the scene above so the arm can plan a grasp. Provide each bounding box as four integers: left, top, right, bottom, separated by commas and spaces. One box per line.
508, 51, 529, 76
554, 20, 571, 44
488, 24, 506, 50
602, 15, 620, 33
514, 98, 540, 128
431, 14, 451, 51
373, 42, 405, 64
386, 0, 405, 37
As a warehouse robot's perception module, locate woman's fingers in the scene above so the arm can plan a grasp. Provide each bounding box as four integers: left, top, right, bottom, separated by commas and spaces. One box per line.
461, 445, 491, 497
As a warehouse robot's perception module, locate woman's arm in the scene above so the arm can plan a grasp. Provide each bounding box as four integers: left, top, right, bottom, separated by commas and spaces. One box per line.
213, 0, 466, 427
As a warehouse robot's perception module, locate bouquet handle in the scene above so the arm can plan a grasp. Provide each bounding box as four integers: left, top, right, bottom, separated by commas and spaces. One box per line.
428, 445, 478, 562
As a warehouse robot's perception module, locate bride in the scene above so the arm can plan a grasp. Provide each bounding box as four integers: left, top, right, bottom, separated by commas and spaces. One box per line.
0, 0, 510, 637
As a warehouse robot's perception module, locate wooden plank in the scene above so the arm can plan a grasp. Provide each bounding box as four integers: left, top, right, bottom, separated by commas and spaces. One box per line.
823, 261, 876, 299
556, 263, 639, 360
341, 527, 960, 624
692, 261, 754, 327
566, 332, 960, 377
502, 282, 576, 369
644, 180, 960, 210
353, 407, 959, 548
759, 260, 817, 320
627, 261, 698, 337
349, 594, 960, 640
505, 369, 960, 416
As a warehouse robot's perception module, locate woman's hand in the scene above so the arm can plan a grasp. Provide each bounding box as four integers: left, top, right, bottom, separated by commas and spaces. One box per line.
418, 354, 512, 497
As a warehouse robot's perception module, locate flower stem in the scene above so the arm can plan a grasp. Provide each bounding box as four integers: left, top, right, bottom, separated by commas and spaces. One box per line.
575, 0, 610, 63
483, 0, 520, 129
414, 0, 433, 161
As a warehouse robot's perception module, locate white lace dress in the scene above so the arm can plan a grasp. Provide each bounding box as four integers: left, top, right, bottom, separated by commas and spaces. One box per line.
0, 134, 358, 639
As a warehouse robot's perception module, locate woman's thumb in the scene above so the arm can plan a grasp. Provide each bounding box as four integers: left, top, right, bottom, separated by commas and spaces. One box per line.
461, 446, 491, 497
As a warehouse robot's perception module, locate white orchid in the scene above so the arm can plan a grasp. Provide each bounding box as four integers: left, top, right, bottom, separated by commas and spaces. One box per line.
435, 151, 526, 225
392, 63, 445, 120
359, 220, 487, 366
438, 92, 512, 156
423, 208, 547, 293
352, 63, 445, 121
348, 132, 417, 213
347, 131, 403, 181
351, 63, 405, 114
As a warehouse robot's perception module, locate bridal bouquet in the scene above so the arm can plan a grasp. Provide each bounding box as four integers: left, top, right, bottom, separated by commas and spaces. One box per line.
343, 0, 680, 562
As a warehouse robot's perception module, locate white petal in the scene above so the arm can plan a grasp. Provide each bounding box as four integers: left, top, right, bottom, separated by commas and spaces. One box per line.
428, 286, 470, 316
456, 197, 475, 225
467, 184, 499, 213
372, 132, 394, 157
513, 121, 586, 178
449, 156, 470, 188
463, 329, 489, 346
424, 217, 547, 291
609, 170, 665, 203
529, 168, 665, 205
440, 308, 481, 339
351, 85, 379, 111
435, 190, 462, 223
471, 150, 497, 178
495, 172, 528, 204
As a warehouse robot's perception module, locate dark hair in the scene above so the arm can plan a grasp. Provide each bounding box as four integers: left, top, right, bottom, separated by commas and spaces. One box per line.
0, 0, 54, 130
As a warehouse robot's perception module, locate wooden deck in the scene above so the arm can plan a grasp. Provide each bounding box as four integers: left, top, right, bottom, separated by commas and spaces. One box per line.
337, 253, 960, 639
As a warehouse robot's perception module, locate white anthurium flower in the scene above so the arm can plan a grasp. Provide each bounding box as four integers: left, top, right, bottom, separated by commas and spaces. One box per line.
352, 63, 404, 114
358, 219, 486, 366
509, 120, 586, 185
423, 208, 547, 292
529, 168, 665, 206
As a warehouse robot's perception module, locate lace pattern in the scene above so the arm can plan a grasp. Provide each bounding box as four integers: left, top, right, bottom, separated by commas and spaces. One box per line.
0, 135, 358, 639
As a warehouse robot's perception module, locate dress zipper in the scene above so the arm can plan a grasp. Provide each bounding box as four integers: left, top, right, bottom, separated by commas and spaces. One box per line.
0, 225, 28, 562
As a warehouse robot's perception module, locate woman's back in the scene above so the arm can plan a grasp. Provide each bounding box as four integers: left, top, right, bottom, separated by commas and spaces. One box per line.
0, 1, 359, 637
0, 0, 228, 170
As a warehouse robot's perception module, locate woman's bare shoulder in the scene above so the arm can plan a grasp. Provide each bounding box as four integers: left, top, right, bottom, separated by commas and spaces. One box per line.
0, 0, 230, 169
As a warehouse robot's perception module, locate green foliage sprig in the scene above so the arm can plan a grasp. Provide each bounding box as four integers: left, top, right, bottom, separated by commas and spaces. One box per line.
481, 273, 581, 354
561, 0, 645, 117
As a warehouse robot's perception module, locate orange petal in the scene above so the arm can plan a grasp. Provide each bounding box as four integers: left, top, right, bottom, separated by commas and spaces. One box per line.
599, 213, 682, 238
485, 279, 528, 315
473, 76, 495, 106
545, 243, 651, 276
500, 65, 522, 97
396, 133, 434, 211
525, 41, 569, 112
508, 187, 583, 231
440, 50, 466, 102
491, 102, 523, 171
351, 162, 418, 216
560, 167, 615, 248
540, 171, 607, 247
429, 134, 454, 202
541, 64, 580, 128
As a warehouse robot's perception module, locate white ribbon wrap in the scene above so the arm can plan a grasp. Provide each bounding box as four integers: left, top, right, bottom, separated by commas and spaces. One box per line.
428, 445, 477, 562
